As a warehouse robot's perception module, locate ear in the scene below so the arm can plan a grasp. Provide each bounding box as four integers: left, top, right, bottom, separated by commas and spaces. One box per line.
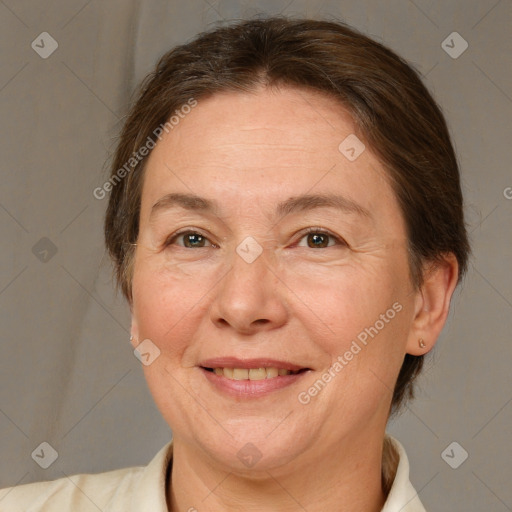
406, 253, 459, 355
130, 314, 139, 349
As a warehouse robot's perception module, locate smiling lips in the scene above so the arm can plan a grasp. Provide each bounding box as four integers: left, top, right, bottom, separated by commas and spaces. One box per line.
200, 358, 309, 390
210, 367, 302, 380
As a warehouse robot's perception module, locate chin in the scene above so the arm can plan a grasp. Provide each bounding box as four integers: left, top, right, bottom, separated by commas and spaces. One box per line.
209, 435, 302, 474
165, 410, 306, 471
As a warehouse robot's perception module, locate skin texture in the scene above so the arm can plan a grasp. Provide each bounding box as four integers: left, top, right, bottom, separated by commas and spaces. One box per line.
130, 85, 458, 512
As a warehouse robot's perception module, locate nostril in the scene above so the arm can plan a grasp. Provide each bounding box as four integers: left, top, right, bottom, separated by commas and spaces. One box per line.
253, 319, 270, 325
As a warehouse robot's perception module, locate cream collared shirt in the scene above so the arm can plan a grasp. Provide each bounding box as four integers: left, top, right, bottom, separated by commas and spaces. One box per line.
0, 436, 426, 511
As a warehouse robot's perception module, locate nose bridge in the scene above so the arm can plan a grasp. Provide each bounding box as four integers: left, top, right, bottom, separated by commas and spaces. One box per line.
236, 236, 274, 288
209, 236, 287, 332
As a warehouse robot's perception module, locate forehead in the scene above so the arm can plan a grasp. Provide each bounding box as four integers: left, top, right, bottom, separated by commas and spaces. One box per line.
159, 86, 356, 161
140, 86, 401, 227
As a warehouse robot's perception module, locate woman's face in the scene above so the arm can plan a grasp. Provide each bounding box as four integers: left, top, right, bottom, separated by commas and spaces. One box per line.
131, 86, 419, 471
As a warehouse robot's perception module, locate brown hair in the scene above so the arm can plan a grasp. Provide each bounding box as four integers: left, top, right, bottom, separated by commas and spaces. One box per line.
104, 16, 470, 414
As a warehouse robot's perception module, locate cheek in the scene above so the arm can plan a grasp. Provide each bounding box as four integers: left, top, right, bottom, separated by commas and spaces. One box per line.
286, 258, 410, 406
285, 258, 404, 341
131, 262, 216, 421
132, 235, 410, 359
131, 259, 217, 352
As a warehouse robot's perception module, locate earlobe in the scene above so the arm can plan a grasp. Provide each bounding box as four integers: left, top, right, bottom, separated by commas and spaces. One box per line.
130, 318, 139, 348
406, 253, 459, 356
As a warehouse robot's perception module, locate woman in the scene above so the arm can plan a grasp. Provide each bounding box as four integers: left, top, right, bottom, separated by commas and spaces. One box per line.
0, 16, 469, 511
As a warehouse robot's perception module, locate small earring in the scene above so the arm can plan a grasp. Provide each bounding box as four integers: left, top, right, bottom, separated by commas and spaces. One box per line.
418, 338, 426, 349
130, 335, 134, 342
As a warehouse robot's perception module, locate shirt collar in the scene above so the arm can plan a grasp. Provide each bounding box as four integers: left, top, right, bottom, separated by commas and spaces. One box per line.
381, 436, 427, 511
129, 440, 173, 511
130, 435, 426, 512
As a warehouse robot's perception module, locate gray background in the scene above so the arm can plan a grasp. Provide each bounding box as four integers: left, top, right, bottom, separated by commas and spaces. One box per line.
0, 0, 511, 510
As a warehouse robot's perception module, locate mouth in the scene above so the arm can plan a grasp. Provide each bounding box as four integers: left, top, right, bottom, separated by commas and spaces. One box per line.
202, 366, 308, 380
199, 358, 311, 397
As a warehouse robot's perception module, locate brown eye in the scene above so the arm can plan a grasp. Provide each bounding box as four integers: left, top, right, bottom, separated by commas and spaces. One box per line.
306, 232, 331, 248
297, 229, 344, 249
182, 233, 207, 248
165, 230, 214, 248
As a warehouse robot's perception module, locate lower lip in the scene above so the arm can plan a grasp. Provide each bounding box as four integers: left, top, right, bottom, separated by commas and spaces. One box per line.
200, 367, 308, 398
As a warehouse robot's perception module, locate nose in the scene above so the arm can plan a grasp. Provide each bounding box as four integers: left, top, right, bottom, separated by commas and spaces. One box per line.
209, 243, 289, 334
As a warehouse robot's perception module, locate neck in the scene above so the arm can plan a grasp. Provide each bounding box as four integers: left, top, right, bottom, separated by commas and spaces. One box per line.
168, 431, 388, 512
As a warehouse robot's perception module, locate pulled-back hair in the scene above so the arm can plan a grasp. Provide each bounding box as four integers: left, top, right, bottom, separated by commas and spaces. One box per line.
104, 17, 470, 413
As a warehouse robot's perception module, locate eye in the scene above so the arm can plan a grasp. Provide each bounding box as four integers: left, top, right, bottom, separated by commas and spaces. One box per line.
296, 228, 347, 249
164, 229, 216, 249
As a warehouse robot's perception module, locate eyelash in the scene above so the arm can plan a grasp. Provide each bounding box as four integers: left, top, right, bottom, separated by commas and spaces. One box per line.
163, 227, 347, 249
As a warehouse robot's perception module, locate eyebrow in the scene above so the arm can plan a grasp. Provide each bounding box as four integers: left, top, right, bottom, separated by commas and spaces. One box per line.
150, 192, 371, 220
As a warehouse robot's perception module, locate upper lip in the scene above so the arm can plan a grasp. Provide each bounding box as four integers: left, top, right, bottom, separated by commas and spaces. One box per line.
199, 357, 307, 371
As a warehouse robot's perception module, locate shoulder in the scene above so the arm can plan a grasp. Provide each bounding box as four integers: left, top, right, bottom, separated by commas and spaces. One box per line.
0, 466, 141, 512
0, 442, 173, 512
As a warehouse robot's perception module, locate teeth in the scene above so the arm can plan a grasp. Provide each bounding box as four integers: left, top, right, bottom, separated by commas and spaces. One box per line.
249, 368, 267, 380
266, 367, 278, 379
211, 367, 298, 380
233, 368, 249, 380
